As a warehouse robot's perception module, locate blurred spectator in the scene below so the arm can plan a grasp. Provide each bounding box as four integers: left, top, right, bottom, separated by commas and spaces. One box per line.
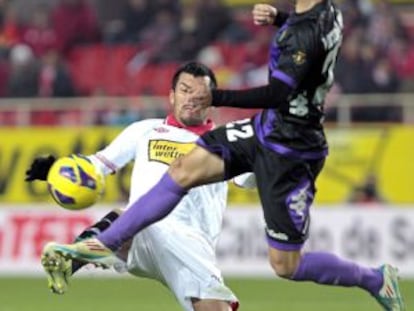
348, 173, 385, 205
167, 3, 200, 61
103, 107, 141, 126
38, 49, 75, 97
335, 32, 376, 93
51, 0, 100, 54
366, 0, 407, 50
140, 9, 180, 63
226, 27, 272, 88
0, 0, 412, 110
149, 0, 181, 17
121, 0, 152, 43
388, 37, 414, 86
21, 4, 57, 58
0, 58, 8, 96
0, 1, 20, 54
240, 28, 270, 67
194, 0, 232, 47
340, 0, 370, 36
7, 44, 75, 98
7, 44, 39, 97
154, 0, 235, 63
104, 0, 153, 44
370, 57, 400, 93
336, 0, 409, 94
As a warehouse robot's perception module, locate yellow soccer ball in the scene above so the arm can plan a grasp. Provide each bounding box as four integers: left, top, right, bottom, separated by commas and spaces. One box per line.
47, 154, 105, 210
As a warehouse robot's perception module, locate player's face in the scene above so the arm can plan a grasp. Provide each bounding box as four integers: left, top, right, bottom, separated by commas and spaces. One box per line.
170, 72, 211, 126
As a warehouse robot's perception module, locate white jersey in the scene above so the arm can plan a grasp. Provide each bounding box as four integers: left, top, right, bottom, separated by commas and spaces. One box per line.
89, 117, 242, 310
90, 118, 227, 248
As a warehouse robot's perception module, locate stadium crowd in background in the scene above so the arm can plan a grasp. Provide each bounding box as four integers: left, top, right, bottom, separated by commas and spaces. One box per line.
0, 0, 413, 125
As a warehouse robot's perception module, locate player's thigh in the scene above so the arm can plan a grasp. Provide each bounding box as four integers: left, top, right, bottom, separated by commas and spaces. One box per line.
254, 148, 325, 249
168, 145, 225, 188
170, 119, 257, 188
127, 228, 237, 311
126, 230, 164, 280
152, 227, 237, 310
197, 118, 257, 179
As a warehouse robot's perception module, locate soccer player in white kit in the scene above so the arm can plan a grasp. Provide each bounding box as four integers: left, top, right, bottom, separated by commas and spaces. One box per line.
27, 62, 245, 311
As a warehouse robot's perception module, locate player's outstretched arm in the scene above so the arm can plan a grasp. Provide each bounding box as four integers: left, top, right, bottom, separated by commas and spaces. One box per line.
25, 123, 143, 182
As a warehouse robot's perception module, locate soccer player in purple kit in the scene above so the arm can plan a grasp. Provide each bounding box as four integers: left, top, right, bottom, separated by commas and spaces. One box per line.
47, 1, 405, 310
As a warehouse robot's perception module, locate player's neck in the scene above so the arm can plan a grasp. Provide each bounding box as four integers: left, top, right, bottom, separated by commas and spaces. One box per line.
295, 0, 323, 14
165, 114, 214, 135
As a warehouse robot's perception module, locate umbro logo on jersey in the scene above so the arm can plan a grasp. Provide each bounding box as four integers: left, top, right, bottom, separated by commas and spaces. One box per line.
154, 127, 169, 133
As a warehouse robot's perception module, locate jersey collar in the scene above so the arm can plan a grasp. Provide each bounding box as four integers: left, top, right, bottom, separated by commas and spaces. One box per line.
165, 114, 214, 136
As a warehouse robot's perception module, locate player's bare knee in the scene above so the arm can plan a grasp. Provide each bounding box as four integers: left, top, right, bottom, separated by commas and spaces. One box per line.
269, 259, 294, 279
269, 255, 300, 279
168, 157, 195, 188
268, 248, 301, 279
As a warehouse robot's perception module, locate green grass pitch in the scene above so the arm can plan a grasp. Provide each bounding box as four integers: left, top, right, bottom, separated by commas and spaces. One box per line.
1, 276, 412, 311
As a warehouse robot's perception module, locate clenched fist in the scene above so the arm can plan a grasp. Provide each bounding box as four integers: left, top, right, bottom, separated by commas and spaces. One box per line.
252, 4, 278, 26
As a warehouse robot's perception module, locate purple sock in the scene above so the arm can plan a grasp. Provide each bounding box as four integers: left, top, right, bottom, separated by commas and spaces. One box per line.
97, 173, 187, 250
292, 252, 383, 295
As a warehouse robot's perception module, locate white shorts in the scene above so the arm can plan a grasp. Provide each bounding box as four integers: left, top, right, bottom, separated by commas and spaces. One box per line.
124, 223, 238, 311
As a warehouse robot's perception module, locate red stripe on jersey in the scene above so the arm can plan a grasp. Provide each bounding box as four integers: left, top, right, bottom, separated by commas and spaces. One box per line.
95, 153, 117, 173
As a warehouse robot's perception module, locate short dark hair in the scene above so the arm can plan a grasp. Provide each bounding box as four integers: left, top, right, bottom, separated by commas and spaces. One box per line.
171, 61, 217, 90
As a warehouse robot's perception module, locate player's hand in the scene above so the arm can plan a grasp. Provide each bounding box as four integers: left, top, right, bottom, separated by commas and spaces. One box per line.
25, 155, 56, 181
252, 4, 278, 26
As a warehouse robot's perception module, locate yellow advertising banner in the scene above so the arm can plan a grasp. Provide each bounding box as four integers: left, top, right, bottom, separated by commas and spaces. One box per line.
0, 127, 127, 204
317, 125, 414, 204
229, 125, 414, 204
0, 125, 413, 205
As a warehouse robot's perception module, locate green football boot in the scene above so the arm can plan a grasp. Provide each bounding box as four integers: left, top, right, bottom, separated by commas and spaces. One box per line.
373, 264, 405, 311
41, 244, 72, 295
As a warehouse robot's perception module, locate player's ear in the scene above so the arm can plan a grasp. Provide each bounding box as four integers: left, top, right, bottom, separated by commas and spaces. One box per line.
169, 89, 175, 107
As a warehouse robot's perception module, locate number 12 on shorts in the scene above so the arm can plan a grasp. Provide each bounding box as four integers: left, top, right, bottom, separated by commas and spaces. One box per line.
226, 119, 254, 142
